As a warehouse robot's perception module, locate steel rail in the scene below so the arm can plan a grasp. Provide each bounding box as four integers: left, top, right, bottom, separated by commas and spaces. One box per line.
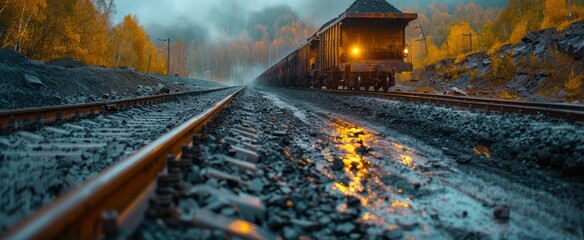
1, 87, 245, 240
383, 90, 584, 112
0, 87, 234, 132
317, 89, 584, 122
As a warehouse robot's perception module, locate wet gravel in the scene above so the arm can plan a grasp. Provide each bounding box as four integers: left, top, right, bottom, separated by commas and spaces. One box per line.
272, 88, 584, 177
136, 87, 584, 239
138, 89, 379, 239
0, 89, 237, 232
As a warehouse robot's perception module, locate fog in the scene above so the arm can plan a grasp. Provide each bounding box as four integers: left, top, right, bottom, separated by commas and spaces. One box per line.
113, 0, 508, 82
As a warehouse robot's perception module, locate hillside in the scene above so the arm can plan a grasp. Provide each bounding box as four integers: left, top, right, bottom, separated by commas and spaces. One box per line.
404, 20, 584, 103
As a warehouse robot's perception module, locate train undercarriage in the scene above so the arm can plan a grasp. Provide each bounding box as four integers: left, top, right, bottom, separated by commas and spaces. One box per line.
313, 61, 411, 92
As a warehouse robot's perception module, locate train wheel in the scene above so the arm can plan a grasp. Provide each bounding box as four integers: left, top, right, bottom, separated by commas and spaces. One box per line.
383, 86, 390, 92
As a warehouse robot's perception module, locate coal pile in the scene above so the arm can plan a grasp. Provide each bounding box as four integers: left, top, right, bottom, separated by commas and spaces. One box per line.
46, 58, 87, 68
345, 0, 402, 13
0, 48, 30, 64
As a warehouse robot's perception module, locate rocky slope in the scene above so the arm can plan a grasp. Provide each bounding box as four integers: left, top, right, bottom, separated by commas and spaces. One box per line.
0, 49, 225, 111
409, 20, 584, 103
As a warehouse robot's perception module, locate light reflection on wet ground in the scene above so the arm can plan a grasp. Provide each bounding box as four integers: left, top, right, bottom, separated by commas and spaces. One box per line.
323, 120, 432, 237
258, 89, 581, 239
311, 119, 566, 239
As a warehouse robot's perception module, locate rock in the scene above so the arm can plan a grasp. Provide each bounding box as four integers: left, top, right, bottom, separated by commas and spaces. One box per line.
448, 87, 467, 96
248, 178, 264, 193
385, 227, 404, 239
493, 206, 510, 220
24, 73, 44, 87
332, 157, 344, 170
436, 58, 455, 68
283, 227, 301, 240
156, 83, 170, 94
456, 154, 472, 164
522, 32, 540, 44
268, 214, 287, 229
557, 21, 584, 59
318, 215, 332, 225
273, 130, 288, 136
334, 222, 356, 234
346, 196, 360, 207
290, 219, 317, 230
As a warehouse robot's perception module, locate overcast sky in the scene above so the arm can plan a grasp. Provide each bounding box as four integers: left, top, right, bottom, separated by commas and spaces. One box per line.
113, 0, 507, 42
114, 0, 358, 28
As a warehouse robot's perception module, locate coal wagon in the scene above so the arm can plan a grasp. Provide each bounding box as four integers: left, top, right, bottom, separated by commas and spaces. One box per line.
256, 0, 417, 92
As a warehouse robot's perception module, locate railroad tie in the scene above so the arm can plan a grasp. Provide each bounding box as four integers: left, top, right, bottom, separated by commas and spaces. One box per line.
189, 209, 278, 240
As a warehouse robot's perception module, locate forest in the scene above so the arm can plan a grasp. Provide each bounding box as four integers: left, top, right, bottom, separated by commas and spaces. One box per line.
0, 0, 583, 82
405, 0, 584, 68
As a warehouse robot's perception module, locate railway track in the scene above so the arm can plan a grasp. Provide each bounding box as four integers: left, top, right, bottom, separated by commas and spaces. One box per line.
0, 88, 242, 236
317, 89, 584, 122
0, 87, 233, 133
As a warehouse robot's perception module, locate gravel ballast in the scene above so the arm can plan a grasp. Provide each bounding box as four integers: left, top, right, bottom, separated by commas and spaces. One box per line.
0, 89, 238, 232
135, 88, 584, 239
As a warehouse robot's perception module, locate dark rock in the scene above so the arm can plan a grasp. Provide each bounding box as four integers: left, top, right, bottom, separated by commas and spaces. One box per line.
346, 196, 361, 207
268, 214, 287, 230
248, 178, 264, 193
494, 206, 510, 220
436, 58, 455, 68
318, 215, 332, 225
332, 157, 344, 170
558, 22, 584, 59
522, 32, 540, 44
283, 226, 301, 240
290, 219, 317, 230
456, 154, 472, 164
385, 227, 404, 239
334, 222, 356, 234
156, 83, 170, 94
273, 130, 288, 136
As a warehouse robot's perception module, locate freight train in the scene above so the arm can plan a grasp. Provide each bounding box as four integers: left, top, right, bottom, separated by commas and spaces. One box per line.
256, 0, 417, 91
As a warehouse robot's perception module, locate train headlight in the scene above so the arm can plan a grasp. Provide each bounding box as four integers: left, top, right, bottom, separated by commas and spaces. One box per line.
353, 47, 360, 55
403, 47, 409, 57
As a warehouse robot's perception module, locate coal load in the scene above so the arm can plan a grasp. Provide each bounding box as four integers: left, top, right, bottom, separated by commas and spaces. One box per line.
318, 0, 402, 31
345, 0, 402, 13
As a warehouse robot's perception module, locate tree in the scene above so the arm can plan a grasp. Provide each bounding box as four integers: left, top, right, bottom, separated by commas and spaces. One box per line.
442, 22, 475, 57
541, 0, 570, 29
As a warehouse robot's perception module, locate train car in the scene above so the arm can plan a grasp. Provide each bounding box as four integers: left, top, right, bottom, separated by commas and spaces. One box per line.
296, 36, 320, 88
256, 0, 416, 92
285, 52, 297, 87
318, 4, 417, 91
